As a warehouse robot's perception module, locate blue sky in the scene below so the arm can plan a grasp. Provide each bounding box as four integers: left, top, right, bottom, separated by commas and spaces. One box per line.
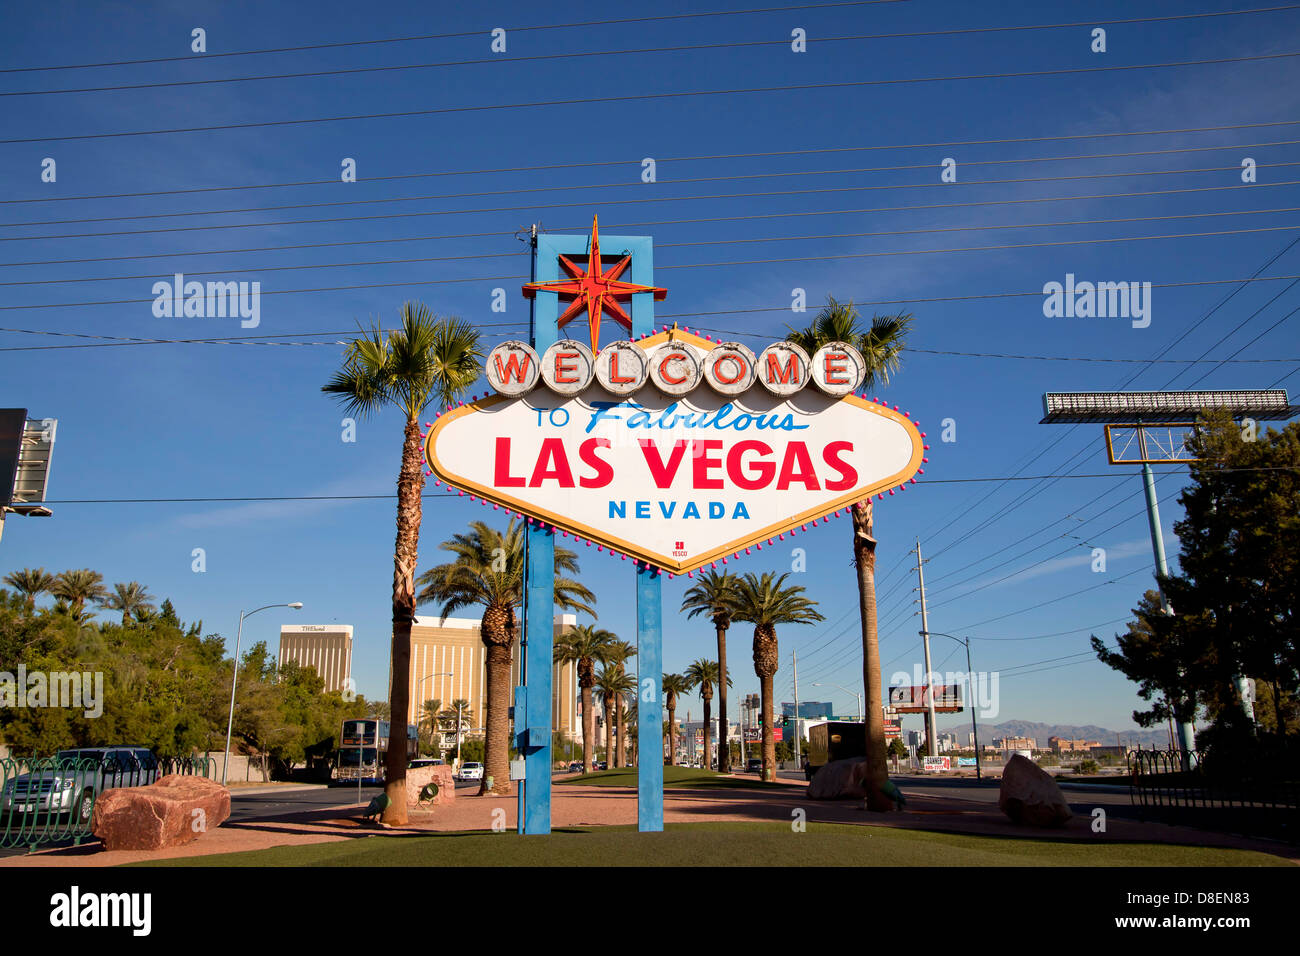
2, 0, 1298, 735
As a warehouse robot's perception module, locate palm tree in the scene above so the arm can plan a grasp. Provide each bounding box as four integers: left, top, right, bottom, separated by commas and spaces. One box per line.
684, 659, 722, 770
51, 569, 107, 614
3, 568, 55, 609
419, 698, 442, 752
417, 517, 595, 794
554, 624, 616, 772
728, 571, 824, 782
681, 569, 740, 772
323, 302, 482, 823
787, 296, 911, 809
615, 675, 637, 767
99, 581, 155, 626
602, 640, 637, 767
623, 697, 638, 765
662, 673, 691, 765
594, 664, 623, 767
52, 569, 105, 609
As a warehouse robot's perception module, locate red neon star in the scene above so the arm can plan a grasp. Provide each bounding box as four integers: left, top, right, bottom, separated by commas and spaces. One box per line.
522, 215, 666, 350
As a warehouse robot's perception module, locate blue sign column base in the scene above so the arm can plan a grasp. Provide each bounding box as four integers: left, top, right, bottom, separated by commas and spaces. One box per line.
523, 523, 554, 835
636, 565, 664, 832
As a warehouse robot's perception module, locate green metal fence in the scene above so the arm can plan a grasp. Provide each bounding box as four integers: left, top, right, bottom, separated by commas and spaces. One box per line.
0, 753, 216, 851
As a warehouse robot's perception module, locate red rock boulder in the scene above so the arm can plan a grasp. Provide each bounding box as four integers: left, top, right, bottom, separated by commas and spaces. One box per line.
998, 754, 1072, 828
406, 765, 456, 807
92, 774, 231, 851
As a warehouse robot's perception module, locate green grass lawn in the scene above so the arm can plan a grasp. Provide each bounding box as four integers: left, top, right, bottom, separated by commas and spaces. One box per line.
136, 822, 1292, 868
558, 766, 785, 789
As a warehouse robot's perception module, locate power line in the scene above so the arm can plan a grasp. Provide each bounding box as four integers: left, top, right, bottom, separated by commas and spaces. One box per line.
11, 6, 1299, 97
914, 235, 1300, 564
12, 208, 1300, 289
8, 225, 1300, 312
7, 119, 1294, 206
14, 151, 1300, 229
0, 1, 908, 73
11, 176, 1297, 244
7, 50, 1299, 146
10, 270, 1300, 321
952, 567, 1150, 631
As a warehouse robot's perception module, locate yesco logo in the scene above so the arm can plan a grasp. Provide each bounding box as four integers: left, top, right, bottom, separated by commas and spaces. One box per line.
1041, 273, 1151, 328
151, 273, 261, 328
49, 886, 151, 936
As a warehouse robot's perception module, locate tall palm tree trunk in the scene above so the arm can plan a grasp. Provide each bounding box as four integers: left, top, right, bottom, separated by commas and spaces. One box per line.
667, 701, 677, 766
383, 416, 425, 824
760, 672, 775, 778
716, 622, 730, 773
702, 696, 712, 770
754, 624, 779, 782
617, 701, 627, 767
480, 606, 514, 795
603, 692, 613, 765
581, 684, 595, 773
853, 502, 893, 810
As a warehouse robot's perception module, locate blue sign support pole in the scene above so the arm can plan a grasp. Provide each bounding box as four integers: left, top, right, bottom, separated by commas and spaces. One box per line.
523, 226, 556, 835
636, 566, 664, 831
625, 252, 663, 833
522, 227, 663, 834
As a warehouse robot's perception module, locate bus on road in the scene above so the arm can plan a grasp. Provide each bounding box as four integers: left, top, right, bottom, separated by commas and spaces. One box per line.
332, 718, 418, 785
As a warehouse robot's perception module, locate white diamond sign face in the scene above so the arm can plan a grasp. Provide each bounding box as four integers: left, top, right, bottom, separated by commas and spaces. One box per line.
425, 332, 924, 574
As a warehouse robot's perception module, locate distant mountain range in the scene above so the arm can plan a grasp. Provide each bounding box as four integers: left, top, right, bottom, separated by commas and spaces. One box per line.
936, 719, 1169, 748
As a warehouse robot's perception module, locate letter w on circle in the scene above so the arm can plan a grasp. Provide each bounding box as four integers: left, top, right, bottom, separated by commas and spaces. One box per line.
638, 439, 689, 488
494, 351, 531, 383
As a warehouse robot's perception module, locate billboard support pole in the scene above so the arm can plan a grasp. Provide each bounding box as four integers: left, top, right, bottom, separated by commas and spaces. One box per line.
913, 539, 938, 757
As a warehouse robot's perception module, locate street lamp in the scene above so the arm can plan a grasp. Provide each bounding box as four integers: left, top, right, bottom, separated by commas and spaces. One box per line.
811, 682, 863, 722
415, 672, 453, 755
920, 631, 983, 781
223, 602, 303, 786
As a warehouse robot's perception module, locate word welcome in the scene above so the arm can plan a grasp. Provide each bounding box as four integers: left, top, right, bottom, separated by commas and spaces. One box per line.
0, 666, 103, 718
151, 273, 261, 328
486, 337, 865, 398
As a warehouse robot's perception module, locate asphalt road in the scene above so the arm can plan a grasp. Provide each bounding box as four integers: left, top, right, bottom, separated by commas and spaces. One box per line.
228, 778, 483, 822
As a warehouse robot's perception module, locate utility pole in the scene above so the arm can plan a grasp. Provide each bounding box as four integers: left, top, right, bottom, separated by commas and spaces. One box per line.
792, 650, 801, 766
913, 539, 938, 757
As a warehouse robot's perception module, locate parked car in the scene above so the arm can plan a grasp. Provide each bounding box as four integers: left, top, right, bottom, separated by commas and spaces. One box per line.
456, 761, 484, 781
1, 747, 159, 825
567, 761, 584, 773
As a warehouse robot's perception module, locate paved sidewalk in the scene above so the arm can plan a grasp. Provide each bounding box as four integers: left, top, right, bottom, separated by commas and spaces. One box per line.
4, 775, 1295, 866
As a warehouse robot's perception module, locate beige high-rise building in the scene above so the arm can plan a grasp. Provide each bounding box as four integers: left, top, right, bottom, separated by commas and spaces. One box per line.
279, 625, 353, 694
405, 613, 580, 742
